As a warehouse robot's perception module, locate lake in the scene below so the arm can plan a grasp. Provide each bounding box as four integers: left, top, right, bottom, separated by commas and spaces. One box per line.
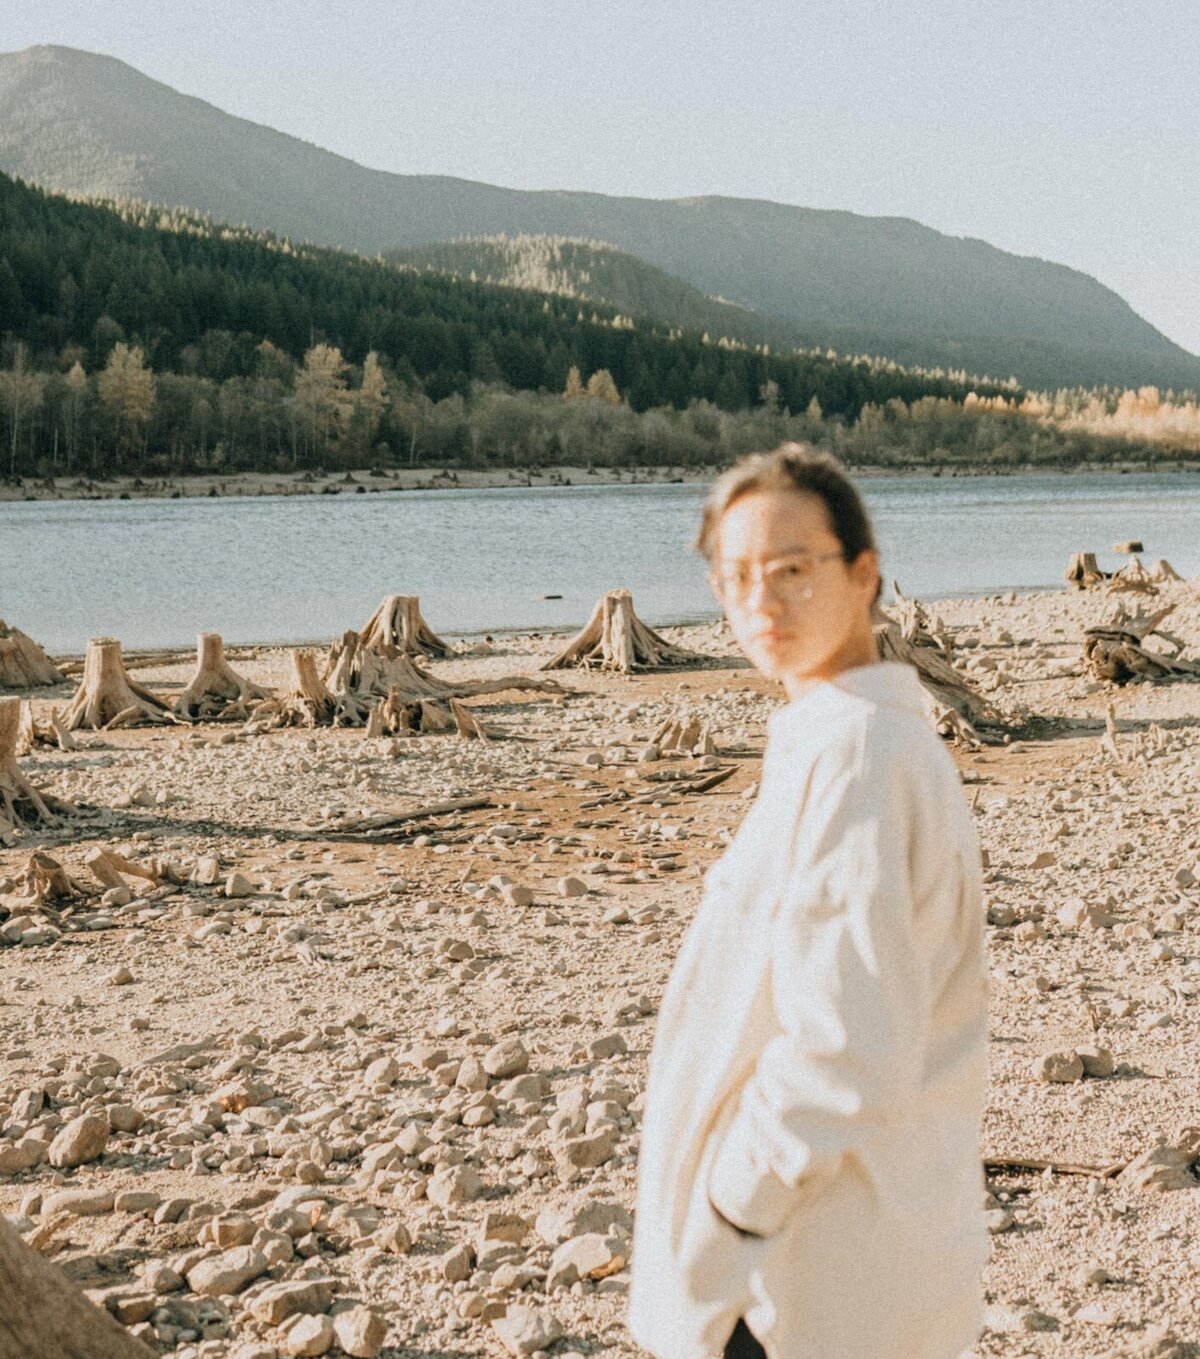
2, 472, 1197, 654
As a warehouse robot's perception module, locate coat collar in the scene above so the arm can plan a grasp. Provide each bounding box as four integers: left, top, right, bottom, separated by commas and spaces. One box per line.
767, 661, 929, 739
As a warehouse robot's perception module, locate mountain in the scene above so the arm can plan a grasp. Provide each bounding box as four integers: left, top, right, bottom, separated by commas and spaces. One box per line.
387, 235, 809, 354
2, 43, 1197, 392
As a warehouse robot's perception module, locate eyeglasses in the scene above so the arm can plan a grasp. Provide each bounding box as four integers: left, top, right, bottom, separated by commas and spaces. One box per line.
708, 549, 846, 604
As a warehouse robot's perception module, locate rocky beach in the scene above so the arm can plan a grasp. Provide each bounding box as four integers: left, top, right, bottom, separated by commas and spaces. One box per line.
2, 579, 1200, 1359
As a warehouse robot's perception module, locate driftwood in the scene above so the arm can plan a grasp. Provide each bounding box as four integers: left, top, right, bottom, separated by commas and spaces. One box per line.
360, 594, 453, 658
1065, 552, 1109, 590
0, 1211, 155, 1359
1084, 602, 1200, 685
322, 794, 495, 835
543, 589, 698, 672
248, 650, 339, 728
0, 697, 77, 841
0, 620, 64, 688
174, 633, 269, 721
85, 847, 160, 892
326, 631, 566, 723
60, 638, 174, 730
876, 588, 1000, 743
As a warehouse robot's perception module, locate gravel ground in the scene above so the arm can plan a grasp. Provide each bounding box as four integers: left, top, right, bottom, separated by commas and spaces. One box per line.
2, 582, 1199, 1359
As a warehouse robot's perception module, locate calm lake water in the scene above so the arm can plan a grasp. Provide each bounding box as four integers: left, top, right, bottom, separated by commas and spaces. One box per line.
2, 472, 1197, 654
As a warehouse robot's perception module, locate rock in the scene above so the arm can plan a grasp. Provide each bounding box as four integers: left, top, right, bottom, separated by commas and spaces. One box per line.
41, 1187, 114, 1217
225, 871, 256, 897
586, 1032, 627, 1060
477, 1210, 530, 1247
1031, 1050, 1084, 1083
557, 876, 587, 898
0, 1137, 46, 1175
491, 1305, 564, 1356
534, 1198, 633, 1245
483, 1037, 530, 1078
546, 1232, 627, 1289
501, 883, 535, 908
280, 1312, 335, 1356
107, 965, 135, 986
332, 1304, 387, 1358
108, 1103, 146, 1133
1077, 1045, 1115, 1078
364, 1055, 399, 1090
185, 1245, 269, 1296
1119, 1144, 1198, 1192
48, 1112, 109, 1168
427, 1163, 484, 1207
114, 1190, 160, 1214
555, 1128, 617, 1170
440, 1242, 475, 1282
144, 1260, 183, 1293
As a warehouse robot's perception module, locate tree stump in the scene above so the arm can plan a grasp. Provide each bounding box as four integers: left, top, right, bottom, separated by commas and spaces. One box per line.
0, 697, 77, 842
60, 638, 174, 730
449, 697, 498, 740
248, 651, 338, 728
0, 1211, 155, 1359
1065, 553, 1108, 590
360, 594, 453, 658
542, 589, 698, 672
875, 590, 1000, 743
174, 633, 268, 721
1151, 559, 1184, 583
1107, 555, 1157, 595
0, 620, 64, 688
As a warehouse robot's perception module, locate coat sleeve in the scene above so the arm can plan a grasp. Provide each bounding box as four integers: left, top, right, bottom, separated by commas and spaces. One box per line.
707, 738, 933, 1238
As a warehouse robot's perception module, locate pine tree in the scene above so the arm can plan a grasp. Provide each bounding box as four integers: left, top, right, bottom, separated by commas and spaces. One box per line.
98, 343, 156, 463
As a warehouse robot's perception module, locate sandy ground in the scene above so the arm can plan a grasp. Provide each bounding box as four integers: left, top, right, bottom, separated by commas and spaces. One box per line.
2, 581, 1200, 1359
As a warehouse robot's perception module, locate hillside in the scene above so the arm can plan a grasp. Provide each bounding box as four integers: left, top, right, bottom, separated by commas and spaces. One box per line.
388, 235, 806, 354
2, 44, 1196, 392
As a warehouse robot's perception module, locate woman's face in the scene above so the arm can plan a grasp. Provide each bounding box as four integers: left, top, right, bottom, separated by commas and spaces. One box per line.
711, 488, 880, 685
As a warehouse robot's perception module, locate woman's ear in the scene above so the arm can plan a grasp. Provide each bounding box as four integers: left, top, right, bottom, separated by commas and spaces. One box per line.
851, 548, 881, 602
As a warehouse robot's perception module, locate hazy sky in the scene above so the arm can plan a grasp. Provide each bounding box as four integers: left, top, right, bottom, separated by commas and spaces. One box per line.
6, 1, 1198, 352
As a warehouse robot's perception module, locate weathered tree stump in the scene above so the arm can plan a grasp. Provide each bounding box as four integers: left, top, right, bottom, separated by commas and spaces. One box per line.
174, 633, 268, 721
652, 713, 715, 756
18, 704, 78, 755
0, 620, 64, 688
360, 594, 453, 658
248, 650, 338, 728
1151, 558, 1184, 583
875, 589, 1000, 744
60, 638, 174, 730
542, 589, 697, 672
1107, 554, 1158, 595
1065, 553, 1108, 590
0, 1211, 155, 1359
449, 697, 498, 740
0, 697, 77, 841
1083, 602, 1200, 684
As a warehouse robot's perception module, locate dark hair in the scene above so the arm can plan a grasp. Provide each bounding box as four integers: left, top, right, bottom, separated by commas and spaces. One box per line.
696, 443, 880, 599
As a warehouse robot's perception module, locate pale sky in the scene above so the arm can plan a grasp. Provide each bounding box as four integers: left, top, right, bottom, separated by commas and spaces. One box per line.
6, 0, 1198, 352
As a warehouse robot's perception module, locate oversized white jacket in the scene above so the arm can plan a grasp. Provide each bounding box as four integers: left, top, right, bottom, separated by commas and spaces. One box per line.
629, 662, 988, 1359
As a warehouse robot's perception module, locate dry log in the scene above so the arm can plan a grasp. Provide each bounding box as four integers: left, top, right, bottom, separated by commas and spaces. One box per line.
875, 589, 1000, 742
85, 847, 160, 892
542, 589, 698, 672
60, 638, 174, 730
1084, 601, 1200, 685
1065, 552, 1108, 590
360, 594, 453, 658
174, 633, 269, 721
0, 620, 64, 688
0, 1211, 155, 1359
247, 650, 338, 728
0, 697, 77, 841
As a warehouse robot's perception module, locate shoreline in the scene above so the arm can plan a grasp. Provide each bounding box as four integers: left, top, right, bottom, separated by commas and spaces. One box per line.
3, 458, 1199, 504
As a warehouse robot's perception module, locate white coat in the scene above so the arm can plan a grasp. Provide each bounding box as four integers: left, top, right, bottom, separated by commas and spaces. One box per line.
628, 661, 988, 1359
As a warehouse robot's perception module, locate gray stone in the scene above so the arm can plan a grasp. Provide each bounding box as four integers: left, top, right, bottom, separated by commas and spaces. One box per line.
186, 1245, 269, 1296
48, 1113, 109, 1168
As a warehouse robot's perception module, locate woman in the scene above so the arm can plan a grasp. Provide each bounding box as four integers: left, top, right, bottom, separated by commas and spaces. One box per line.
628, 445, 988, 1359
